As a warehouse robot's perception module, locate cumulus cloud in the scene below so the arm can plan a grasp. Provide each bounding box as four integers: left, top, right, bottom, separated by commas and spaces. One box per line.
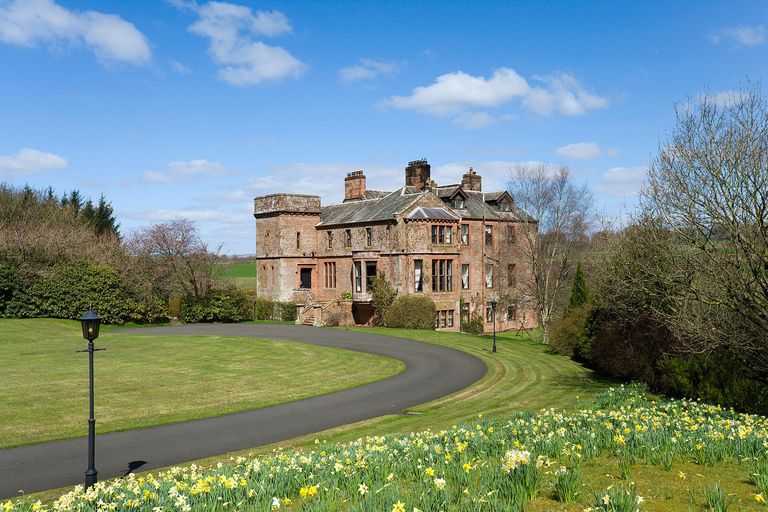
710, 25, 766, 47
523, 73, 610, 116
596, 166, 647, 197
383, 68, 529, 116
382, 67, 608, 129
184, 1, 305, 86
0, 148, 67, 177
556, 142, 602, 161
141, 159, 228, 184
0, 0, 151, 65
338, 58, 403, 83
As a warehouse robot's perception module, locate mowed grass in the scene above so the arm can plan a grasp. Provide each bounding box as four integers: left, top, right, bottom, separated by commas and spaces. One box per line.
187, 327, 614, 464
0, 319, 404, 449
219, 261, 257, 290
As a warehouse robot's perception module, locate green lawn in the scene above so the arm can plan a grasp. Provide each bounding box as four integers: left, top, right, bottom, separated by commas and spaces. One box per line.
219, 261, 257, 290
0, 319, 403, 449
187, 326, 614, 463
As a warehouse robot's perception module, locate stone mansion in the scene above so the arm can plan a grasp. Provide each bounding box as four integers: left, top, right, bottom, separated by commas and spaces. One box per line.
253, 159, 538, 332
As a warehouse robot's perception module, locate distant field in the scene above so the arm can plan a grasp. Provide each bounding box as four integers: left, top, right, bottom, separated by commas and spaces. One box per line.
219, 262, 257, 278
219, 262, 257, 290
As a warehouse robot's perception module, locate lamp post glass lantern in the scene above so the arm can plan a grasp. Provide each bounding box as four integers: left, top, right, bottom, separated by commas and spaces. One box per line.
490, 299, 497, 353
80, 308, 102, 488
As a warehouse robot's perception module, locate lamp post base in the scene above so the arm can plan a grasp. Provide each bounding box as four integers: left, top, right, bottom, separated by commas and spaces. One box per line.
85, 469, 98, 488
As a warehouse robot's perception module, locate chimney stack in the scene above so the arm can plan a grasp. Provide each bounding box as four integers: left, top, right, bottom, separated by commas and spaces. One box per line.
344, 170, 366, 201
461, 167, 482, 191
405, 159, 431, 190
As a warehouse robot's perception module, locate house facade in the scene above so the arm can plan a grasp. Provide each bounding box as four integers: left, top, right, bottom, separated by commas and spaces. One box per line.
253, 159, 538, 332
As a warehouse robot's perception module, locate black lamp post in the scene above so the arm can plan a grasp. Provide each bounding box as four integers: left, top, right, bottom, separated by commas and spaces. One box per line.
490, 299, 497, 353
80, 308, 102, 488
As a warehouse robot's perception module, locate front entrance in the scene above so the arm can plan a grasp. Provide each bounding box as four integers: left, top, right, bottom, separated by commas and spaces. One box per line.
300, 268, 312, 289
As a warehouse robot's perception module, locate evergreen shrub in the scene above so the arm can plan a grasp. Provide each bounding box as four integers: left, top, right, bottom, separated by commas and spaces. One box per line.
384, 295, 436, 329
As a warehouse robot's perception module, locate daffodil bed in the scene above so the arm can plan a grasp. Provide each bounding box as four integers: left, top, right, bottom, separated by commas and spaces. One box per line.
7, 385, 768, 511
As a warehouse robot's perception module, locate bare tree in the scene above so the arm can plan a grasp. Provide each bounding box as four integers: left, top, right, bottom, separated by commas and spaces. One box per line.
508, 164, 593, 343
127, 219, 223, 300
641, 85, 768, 381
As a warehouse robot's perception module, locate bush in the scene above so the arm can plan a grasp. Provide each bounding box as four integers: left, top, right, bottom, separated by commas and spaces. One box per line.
3, 261, 167, 324
254, 297, 275, 320
384, 295, 436, 329
659, 352, 768, 415
181, 287, 250, 323
252, 296, 296, 322
277, 301, 297, 322
549, 304, 593, 358
370, 273, 397, 325
461, 314, 484, 335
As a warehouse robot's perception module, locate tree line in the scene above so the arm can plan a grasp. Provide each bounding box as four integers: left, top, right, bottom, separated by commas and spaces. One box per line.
523, 85, 768, 414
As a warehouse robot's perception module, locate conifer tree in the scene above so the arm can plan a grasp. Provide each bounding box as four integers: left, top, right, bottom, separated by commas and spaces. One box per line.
566, 263, 591, 312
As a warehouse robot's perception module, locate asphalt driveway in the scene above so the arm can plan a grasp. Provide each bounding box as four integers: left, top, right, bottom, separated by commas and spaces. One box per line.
0, 324, 486, 499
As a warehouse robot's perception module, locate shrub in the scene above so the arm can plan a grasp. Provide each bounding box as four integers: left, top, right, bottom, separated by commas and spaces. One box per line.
340, 290, 353, 301
461, 314, 484, 335
384, 295, 436, 329
181, 287, 250, 323
0, 261, 168, 324
277, 301, 297, 322
549, 304, 593, 358
370, 273, 397, 325
254, 297, 275, 320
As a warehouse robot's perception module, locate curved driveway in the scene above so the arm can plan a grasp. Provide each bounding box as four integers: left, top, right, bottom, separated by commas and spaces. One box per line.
0, 324, 486, 499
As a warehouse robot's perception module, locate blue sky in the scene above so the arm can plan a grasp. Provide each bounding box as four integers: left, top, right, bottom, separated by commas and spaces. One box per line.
1, 0, 766, 254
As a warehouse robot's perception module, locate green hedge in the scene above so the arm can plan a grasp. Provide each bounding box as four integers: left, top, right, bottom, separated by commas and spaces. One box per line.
181, 287, 251, 323
0, 261, 167, 324
384, 295, 436, 329
253, 297, 297, 322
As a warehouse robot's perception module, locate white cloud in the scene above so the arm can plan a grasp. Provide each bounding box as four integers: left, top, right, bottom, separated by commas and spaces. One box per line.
0, 0, 151, 65
523, 73, 610, 116
185, 1, 305, 86
383, 68, 529, 116
170, 59, 191, 74
556, 142, 602, 161
382, 67, 608, 129
710, 25, 766, 47
0, 148, 67, 177
596, 166, 647, 197
141, 159, 228, 184
338, 58, 403, 83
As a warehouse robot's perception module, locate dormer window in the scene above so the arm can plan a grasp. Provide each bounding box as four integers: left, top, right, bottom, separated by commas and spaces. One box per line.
452, 198, 465, 209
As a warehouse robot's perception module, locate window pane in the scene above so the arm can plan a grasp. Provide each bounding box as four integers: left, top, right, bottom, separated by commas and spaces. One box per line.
431, 225, 437, 244
414, 260, 423, 292
432, 260, 438, 291
486, 302, 493, 322
508, 264, 516, 287
448, 310, 454, 327
485, 225, 492, 245
366, 262, 377, 290
445, 226, 452, 244
461, 264, 469, 289
486, 264, 493, 288
447, 261, 452, 291
354, 262, 362, 292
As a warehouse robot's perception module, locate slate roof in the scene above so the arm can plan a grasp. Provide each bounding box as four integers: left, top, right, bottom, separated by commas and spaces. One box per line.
318, 187, 423, 226
317, 185, 535, 227
406, 206, 460, 221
